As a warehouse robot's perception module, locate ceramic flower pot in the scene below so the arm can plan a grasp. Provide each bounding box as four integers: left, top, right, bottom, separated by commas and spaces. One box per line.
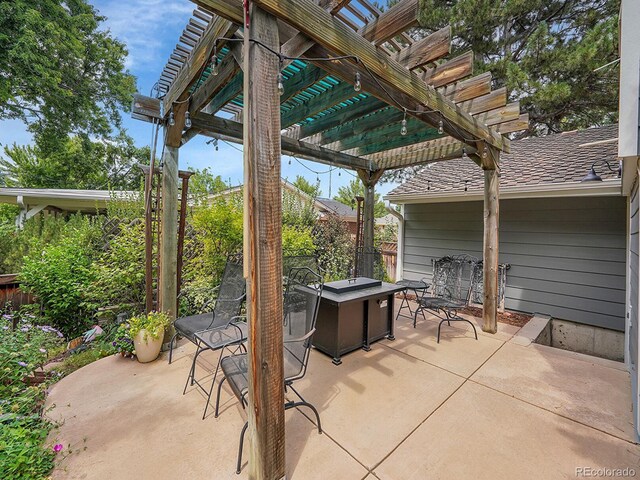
133, 328, 163, 363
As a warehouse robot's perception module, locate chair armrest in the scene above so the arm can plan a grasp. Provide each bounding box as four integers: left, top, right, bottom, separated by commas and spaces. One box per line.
284, 328, 316, 344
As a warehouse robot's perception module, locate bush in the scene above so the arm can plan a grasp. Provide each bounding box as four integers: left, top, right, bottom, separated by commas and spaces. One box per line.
282, 225, 315, 256
0, 314, 65, 480
84, 219, 146, 316
19, 218, 100, 337
313, 215, 354, 281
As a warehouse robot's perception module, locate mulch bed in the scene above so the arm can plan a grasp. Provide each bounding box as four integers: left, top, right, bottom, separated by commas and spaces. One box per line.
460, 305, 532, 328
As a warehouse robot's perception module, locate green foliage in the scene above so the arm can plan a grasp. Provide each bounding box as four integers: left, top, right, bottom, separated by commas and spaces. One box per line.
282, 187, 318, 228
0, 0, 136, 145
416, 0, 619, 134
333, 179, 387, 218
128, 312, 171, 342
282, 225, 315, 256
19, 219, 100, 337
111, 322, 134, 356
0, 133, 148, 190
0, 314, 64, 480
188, 168, 229, 205
84, 220, 146, 315
313, 214, 354, 281
291, 175, 321, 197
188, 193, 244, 284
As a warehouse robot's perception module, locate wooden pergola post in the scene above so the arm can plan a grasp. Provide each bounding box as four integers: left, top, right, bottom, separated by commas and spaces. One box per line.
159, 101, 186, 342
244, 5, 286, 479
358, 169, 384, 277
482, 146, 500, 333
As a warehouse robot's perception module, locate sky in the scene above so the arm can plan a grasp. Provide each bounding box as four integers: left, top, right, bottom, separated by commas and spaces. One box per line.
0, 0, 400, 199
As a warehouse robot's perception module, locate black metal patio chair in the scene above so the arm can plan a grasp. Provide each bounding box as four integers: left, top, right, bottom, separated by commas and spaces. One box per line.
413, 254, 479, 343
168, 253, 245, 364
213, 266, 324, 474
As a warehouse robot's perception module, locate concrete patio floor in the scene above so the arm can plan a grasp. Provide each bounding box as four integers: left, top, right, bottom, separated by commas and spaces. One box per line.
46, 303, 639, 479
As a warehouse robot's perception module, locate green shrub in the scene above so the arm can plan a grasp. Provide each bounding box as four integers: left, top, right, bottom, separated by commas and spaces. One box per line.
19, 219, 100, 337
313, 215, 354, 281
0, 314, 64, 480
128, 311, 171, 341
84, 219, 146, 315
282, 225, 315, 256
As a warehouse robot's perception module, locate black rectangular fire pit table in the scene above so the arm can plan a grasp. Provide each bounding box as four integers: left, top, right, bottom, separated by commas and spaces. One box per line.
308, 277, 406, 365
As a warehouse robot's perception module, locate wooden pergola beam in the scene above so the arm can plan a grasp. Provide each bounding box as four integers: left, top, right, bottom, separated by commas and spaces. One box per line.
190, 42, 241, 114
281, 82, 360, 128
393, 26, 451, 70
191, 113, 374, 170
163, 15, 235, 114
375, 139, 470, 169
358, 0, 419, 45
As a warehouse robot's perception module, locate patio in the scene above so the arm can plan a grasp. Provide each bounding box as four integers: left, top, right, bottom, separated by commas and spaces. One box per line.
46, 303, 638, 479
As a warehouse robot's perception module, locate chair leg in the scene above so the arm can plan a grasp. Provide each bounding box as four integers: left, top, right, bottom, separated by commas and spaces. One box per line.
183, 343, 205, 395
214, 376, 227, 418
203, 348, 226, 420
413, 307, 420, 328
437, 319, 445, 343
236, 421, 248, 474
287, 400, 322, 434
168, 332, 178, 364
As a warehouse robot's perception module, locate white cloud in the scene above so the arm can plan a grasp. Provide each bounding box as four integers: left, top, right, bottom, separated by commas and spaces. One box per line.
93, 0, 193, 71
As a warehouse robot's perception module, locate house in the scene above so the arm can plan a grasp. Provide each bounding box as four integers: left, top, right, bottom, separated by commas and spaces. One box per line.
0, 188, 136, 226
386, 125, 624, 334
212, 179, 394, 237
619, 0, 640, 442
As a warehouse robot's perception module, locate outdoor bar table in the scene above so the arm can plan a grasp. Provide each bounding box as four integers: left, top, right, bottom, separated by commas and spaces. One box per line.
309, 277, 406, 365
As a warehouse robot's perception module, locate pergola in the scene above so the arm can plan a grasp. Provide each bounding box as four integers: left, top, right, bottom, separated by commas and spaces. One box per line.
132, 0, 527, 477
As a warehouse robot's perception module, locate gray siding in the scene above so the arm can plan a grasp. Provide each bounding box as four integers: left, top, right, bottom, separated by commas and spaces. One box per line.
403, 196, 627, 331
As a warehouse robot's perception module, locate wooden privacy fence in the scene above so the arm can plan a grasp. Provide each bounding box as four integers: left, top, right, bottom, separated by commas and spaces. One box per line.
0, 274, 35, 310
381, 242, 397, 281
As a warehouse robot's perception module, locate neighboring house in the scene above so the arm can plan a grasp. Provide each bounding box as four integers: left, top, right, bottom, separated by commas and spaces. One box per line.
386, 125, 624, 332
212, 179, 394, 236
0, 188, 136, 226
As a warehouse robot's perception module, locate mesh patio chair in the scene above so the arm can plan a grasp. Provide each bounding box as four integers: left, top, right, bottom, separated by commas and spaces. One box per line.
168, 253, 245, 364
213, 267, 324, 475
413, 254, 479, 343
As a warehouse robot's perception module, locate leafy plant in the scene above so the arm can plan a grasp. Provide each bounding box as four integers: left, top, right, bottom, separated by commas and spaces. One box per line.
282, 225, 315, 257
128, 312, 171, 342
19, 219, 100, 337
112, 322, 134, 356
313, 214, 354, 281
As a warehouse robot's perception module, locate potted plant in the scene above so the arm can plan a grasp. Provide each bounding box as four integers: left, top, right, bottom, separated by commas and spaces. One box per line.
128, 312, 171, 363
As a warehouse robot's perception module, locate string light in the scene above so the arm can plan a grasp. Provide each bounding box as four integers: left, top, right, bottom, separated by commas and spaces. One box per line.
168, 110, 175, 126
401, 109, 408, 136
464, 180, 469, 192
438, 119, 444, 135
277, 72, 284, 96
354, 72, 361, 92
212, 45, 219, 76
184, 111, 192, 129
288, 158, 292, 165
462, 147, 468, 160
214, 138, 218, 151
427, 181, 431, 190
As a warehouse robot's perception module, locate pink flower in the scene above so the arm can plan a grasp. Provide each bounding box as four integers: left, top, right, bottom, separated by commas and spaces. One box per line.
39, 348, 47, 353
53, 444, 63, 453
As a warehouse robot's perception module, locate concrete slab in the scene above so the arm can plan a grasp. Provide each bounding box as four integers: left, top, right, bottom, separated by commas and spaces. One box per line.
386, 318, 504, 377
374, 381, 640, 480
46, 351, 368, 480
471, 342, 635, 442
291, 345, 464, 469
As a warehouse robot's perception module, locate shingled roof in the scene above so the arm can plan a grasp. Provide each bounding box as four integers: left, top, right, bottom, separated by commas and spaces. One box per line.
386, 124, 620, 201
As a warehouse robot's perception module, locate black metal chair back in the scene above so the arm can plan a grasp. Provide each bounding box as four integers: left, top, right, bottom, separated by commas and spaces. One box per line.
210, 253, 245, 328
282, 267, 323, 383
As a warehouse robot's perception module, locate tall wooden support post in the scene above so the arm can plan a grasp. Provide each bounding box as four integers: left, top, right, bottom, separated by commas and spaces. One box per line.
482, 149, 500, 334
159, 101, 186, 343
176, 171, 194, 312
244, 6, 285, 480
358, 169, 384, 278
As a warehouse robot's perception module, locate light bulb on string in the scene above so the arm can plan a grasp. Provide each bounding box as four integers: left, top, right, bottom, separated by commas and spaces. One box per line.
438, 119, 444, 135
462, 147, 468, 160
184, 111, 192, 129
401, 109, 408, 136
354, 72, 361, 92
464, 181, 469, 192
212, 45, 219, 76
277, 72, 284, 96
168, 110, 175, 126
288, 158, 292, 165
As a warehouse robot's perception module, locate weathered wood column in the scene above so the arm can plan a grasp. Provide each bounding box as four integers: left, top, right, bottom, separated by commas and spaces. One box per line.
244, 5, 285, 479
159, 101, 186, 341
358, 169, 384, 277
482, 148, 500, 333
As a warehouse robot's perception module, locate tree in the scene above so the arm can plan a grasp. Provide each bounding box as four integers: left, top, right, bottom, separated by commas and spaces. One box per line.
416, 0, 619, 135
292, 175, 321, 198
0, 133, 148, 190
0, 1, 136, 147
333, 179, 387, 218
188, 168, 229, 205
